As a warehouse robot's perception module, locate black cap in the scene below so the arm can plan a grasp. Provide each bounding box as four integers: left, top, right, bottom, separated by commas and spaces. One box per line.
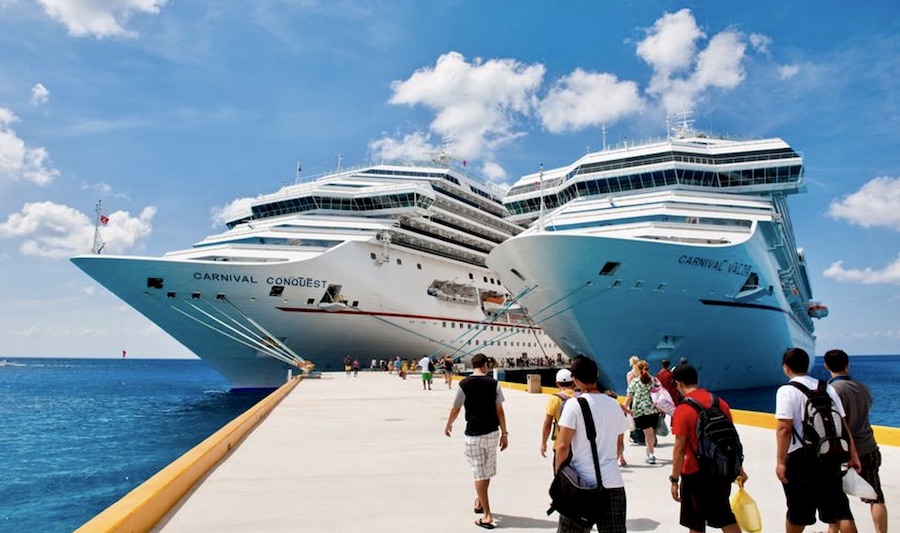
672, 364, 698, 386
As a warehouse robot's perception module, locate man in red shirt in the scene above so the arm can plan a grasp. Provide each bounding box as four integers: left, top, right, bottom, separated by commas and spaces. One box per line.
669, 364, 747, 532
656, 358, 680, 404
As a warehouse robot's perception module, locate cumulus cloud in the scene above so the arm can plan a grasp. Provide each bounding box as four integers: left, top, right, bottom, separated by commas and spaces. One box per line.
538, 70, 644, 133
30, 83, 50, 106
481, 161, 507, 182
749, 33, 772, 54
376, 52, 545, 161
824, 255, 900, 285
0, 104, 60, 186
211, 197, 255, 228
35, 0, 168, 39
828, 177, 900, 230
637, 9, 750, 114
779, 64, 800, 80
0, 201, 155, 258
368, 131, 439, 163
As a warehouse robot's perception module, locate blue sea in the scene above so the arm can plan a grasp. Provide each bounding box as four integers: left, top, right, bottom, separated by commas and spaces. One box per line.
0, 358, 267, 533
0, 356, 896, 533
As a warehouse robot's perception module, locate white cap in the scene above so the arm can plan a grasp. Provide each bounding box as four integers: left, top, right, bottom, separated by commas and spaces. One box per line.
556, 369, 573, 383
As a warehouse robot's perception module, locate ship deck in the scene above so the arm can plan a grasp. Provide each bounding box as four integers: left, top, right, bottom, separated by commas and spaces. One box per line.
81, 371, 899, 532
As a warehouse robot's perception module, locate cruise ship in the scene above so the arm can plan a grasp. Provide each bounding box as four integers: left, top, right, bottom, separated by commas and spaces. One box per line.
72, 162, 562, 390
487, 122, 827, 392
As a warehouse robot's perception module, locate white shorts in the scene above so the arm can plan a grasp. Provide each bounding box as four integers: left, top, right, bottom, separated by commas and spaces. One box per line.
464, 430, 499, 480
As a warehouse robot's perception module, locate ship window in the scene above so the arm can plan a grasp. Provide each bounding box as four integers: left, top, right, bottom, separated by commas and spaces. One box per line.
306, 298, 315, 305
147, 277, 164, 289
612, 280, 622, 288
451, 323, 456, 328
270, 286, 285, 297
510, 268, 526, 282
352, 300, 359, 307
475, 340, 479, 345
417, 263, 422, 270
167, 291, 176, 298
370, 252, 376, 260
490, 278, 495, 284
443, 321, 447, 328
599, 262, 620, 276
655, 283, 667, 292
396, 259, 402, 265
740, 272, 760, 292
216, 293, 226, 300
191, 292, 201, 299
469, 273, 474, 280
484, 276, 488, 283
632, 281, 644, 290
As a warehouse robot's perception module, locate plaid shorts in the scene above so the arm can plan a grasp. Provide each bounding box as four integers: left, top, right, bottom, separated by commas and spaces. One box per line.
556, 487, 626, 533
859, 448, 885, 504
464, 430, 499, 480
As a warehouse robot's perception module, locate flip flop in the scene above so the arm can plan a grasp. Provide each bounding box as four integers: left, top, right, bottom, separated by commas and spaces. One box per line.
475, 518, 495, 529
474, 507, 484, 514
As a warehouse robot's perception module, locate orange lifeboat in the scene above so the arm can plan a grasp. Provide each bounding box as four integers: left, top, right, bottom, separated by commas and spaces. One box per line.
807, 302, 829, 319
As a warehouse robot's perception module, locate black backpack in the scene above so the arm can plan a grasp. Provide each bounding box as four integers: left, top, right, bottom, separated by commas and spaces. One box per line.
683, 393, 743, 481
788, 380, 851, 472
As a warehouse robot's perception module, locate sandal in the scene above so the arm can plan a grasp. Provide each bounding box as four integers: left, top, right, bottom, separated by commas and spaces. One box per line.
475, 518, 496, 529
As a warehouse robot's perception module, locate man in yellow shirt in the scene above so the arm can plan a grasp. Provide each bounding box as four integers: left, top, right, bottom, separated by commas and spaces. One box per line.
540, 369, 577, 459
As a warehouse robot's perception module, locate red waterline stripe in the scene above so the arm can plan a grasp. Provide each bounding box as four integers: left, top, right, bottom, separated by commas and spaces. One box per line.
275, 306, 542, 330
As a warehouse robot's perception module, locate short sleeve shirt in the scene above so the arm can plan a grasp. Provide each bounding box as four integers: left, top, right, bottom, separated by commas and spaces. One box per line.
558, 393, 629, 488
545, 389, 576, 439
672, 389, 734, 475
627, 378, 658, 417
775, 375, 846, 454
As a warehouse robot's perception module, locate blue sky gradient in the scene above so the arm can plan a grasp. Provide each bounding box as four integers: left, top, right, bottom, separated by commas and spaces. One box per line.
0, 1, 898, 358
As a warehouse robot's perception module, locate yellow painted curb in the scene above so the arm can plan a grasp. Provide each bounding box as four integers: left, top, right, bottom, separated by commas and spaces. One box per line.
75, 376, 302, 533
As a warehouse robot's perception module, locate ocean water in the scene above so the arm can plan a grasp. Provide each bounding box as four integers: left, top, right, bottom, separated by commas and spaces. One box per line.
0, 358, 267, 533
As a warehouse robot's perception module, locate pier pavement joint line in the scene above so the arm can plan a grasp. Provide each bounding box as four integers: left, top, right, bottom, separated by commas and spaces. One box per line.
74, 376, 303, 533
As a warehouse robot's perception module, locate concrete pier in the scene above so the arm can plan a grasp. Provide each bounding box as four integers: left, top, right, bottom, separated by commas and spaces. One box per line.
137, 372, 896, 532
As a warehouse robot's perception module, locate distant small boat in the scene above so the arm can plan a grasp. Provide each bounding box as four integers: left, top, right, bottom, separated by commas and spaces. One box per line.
0, 359, 12, 367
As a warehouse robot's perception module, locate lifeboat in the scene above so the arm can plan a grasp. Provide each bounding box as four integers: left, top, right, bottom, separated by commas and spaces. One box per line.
807, 302, 829, 319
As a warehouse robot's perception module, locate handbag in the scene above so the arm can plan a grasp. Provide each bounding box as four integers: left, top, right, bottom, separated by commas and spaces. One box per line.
650, 378, 676, 415
548, 397, 605, 523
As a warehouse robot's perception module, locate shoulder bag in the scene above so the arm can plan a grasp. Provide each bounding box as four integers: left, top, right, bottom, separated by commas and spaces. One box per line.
547, 396, 605, 523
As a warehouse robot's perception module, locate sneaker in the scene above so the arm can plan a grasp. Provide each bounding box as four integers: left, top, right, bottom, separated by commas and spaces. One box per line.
645, 453, 656, 465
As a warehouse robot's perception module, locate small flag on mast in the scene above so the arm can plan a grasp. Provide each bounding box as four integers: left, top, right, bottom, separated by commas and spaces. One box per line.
99, 214, 110, 225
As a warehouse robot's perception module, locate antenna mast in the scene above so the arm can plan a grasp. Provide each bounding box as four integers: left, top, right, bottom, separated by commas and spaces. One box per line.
538, 164, 545, 231
91, 200, 106, 254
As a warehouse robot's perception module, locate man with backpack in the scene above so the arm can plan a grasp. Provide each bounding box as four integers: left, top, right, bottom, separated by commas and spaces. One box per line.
540, 368, 578, 461
776, 347, 861, 532
823, 348, 888, 533
669, 364, 747, 532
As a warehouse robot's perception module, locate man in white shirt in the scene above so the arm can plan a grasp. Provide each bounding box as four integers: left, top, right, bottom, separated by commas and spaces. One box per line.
418, 355, 433, 390
775, 347, 860, 533
554, 355, 628, 533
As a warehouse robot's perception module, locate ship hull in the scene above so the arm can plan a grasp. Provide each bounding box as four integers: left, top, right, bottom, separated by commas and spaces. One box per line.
488, 229, 815, 392
72, 241, 559, 390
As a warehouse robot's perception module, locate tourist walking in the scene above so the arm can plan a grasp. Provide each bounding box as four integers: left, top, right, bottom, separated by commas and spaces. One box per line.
625, 360, 660, 464
553, 355, 628, 533
444, 353, 508, 529
540, 368, 577, 460
775, 347, 860, 532
824, 349, 888, 533
442, 356, 455, 389
657, 358, 680, 404
669, 364, 747, 532
418, 355, 433, 390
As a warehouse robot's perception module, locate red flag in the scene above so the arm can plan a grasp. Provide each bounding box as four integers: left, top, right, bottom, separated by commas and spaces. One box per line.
100, 214, 110, 225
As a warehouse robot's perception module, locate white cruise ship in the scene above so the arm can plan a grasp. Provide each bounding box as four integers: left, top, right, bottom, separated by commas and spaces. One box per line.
72, 162, 562, 390
487, 122, 827, 392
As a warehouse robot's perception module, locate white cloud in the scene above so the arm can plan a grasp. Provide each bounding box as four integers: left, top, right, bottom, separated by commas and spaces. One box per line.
0, 104, 60, 186
368, 131, 439, 163
211, 197, 255, 228
637, 9, 752, 114
778, 64, 800, 80
828, 176, 900, 231
35, 0, 167, 39
30, 83, 50, 106
481, 161, 506, 182
0, 201, 155, 258
749, 33, 772, 54
382, 51, 545, 161
538, 69, 644, 133
823, 254, 900, 285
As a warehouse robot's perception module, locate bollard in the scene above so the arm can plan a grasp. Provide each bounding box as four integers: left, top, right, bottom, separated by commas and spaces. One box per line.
526, 374, 542, 393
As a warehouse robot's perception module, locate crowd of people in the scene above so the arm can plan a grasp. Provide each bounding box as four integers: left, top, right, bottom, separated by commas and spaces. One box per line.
442, 348, 888, 532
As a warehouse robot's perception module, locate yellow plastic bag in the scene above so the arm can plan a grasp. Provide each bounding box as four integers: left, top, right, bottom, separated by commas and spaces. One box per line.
730, 479, 762, 532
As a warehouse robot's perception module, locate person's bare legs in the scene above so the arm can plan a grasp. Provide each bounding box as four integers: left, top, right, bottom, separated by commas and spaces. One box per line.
475, 479, 493, 524
643, 427, 656, 459
871, 503, 888, 533
786, 519, 805, 533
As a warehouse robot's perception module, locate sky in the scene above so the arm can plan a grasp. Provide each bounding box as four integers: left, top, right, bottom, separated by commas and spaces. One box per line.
0, 0, 898, 359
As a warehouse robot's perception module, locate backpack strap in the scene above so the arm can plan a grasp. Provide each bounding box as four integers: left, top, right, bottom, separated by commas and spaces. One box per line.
576, 396, 603, 488
681, 394, 711, 461
787, 380, 825, 445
